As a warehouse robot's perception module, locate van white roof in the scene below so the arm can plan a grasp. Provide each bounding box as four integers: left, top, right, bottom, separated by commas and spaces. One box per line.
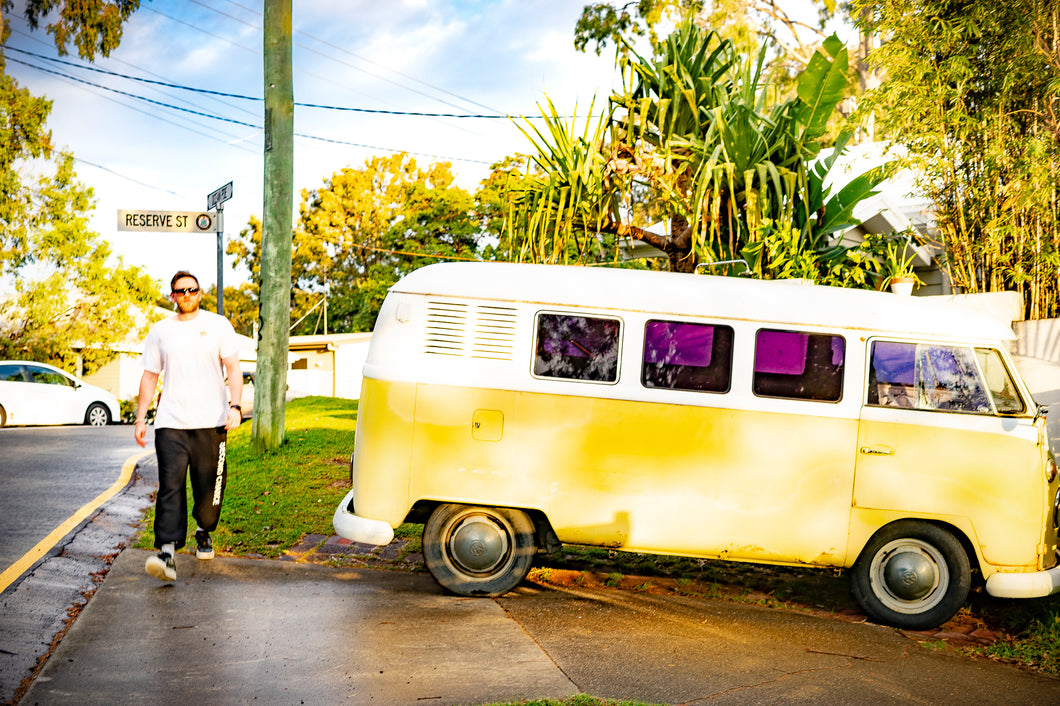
392, 262, 1015, 342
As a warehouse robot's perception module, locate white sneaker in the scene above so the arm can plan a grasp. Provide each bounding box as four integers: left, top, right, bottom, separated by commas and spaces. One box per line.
145, 552, 176, 581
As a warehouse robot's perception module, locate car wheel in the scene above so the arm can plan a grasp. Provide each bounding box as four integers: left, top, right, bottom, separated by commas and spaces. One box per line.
422, 503, 536, 597
852, 520, 971, 630
85, 403, 111, 427
0, 404, 6, 427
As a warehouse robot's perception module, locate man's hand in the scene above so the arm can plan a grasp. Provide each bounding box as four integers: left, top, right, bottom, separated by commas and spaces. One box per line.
225, 406, 241, 430
134, 419, 147, 447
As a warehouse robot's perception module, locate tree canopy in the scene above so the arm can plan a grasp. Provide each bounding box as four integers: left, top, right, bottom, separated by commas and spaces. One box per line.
856, 0, 1060, 317
1, 1, 156, 374
576, 1, 841, 70
505, 16, 884, 286
0, 153, 159, 372
229, 153, 484, 334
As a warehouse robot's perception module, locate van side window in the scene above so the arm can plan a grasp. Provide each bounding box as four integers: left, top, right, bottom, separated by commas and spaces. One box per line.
533, 313, 621, 383
642, 320, 733, 393
867, 341, 992, 413
753, 329, 845, 401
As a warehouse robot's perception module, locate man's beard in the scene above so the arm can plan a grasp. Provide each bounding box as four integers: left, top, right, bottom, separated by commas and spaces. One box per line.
177, 298, 200, 315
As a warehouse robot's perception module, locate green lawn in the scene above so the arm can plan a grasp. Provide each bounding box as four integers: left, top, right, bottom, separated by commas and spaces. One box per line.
134, 396, 1059, 678
135, 396, 358, 558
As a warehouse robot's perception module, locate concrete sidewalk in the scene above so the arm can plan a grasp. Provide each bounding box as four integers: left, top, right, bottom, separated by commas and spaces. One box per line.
21, 549, 573, 705
22, 548, 1060, 705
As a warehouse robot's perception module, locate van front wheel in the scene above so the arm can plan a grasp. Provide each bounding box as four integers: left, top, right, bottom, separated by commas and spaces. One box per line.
423, 504, 536, 597
852, 521, 971, 631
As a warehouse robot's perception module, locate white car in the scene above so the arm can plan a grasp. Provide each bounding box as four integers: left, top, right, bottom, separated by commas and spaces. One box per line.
240, 371, 255, 419
0, 361, 121, 427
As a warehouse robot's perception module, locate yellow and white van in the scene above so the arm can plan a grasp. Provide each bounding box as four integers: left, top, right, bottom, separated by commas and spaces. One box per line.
333, 262, 1060, 629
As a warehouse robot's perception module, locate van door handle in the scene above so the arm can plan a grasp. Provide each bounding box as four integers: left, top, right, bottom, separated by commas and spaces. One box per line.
859, 445, 894, 456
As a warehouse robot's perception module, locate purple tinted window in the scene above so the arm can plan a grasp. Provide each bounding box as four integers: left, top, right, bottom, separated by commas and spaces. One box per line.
754, 330, 809, 375
644, 322, 713, 366
534, 313, 620, 382
642, 320, 733, 393
871, 341, 915, 385
753, 329, 845, 402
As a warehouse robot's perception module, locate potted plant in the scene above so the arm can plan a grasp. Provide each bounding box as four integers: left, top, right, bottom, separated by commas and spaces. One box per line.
872, 231, 922, 295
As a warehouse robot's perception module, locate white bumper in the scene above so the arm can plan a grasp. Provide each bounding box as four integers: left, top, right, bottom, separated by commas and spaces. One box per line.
985, 563, 1060, 598
332, 488, 394, 546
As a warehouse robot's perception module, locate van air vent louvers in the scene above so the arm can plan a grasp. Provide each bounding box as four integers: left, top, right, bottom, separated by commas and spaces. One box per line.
424, 301, 517, 360
424, 301, 469, 356
471, 305, 517, 360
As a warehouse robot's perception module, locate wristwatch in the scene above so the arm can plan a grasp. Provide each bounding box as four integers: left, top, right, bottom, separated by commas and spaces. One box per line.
230, 404, 242, 412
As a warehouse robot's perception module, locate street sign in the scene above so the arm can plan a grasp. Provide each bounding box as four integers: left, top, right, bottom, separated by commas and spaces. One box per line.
116, 210, 223, 233
207, 181, 233, 211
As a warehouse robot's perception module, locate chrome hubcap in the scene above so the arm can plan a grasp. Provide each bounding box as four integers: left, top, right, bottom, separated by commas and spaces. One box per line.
447, 515, 510, 575
883, 550, 935, 600
870, 538, 947, 613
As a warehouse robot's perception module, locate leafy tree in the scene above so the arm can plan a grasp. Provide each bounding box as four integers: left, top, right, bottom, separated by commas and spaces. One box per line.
230, 153, 483, 334
0, 152, 160, 372
2, 1, 140, 62
201, 283, 259, 338
1, 1, 155, 374
856, 0, 1060, 317
576, 1, 840, 68
506, 17, 883, 285
577, 2, 866, 138
575, 0, 692, 55
1, 1, 141, 214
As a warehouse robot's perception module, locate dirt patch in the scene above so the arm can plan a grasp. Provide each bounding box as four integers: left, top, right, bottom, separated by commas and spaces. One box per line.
299, 533, 1007, 653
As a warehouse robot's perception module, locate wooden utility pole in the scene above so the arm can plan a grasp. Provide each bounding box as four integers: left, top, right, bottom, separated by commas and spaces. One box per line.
254, 0, 294, 453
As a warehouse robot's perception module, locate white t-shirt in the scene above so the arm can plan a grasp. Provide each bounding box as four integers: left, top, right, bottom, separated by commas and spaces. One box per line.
142, 311, 240, 429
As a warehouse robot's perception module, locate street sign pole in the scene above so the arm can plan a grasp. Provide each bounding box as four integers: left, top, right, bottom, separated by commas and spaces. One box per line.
207, 182, 234, 316
216, 211, 225, 317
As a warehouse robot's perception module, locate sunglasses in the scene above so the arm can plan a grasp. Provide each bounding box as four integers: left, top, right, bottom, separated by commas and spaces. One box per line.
172, 287, 201, 295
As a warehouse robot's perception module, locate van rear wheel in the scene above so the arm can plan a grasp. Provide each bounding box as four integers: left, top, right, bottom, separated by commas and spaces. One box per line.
423, 504, 536, 597
852, 521, 970, 630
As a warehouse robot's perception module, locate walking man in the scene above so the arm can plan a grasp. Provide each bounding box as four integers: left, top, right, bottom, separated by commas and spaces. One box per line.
134, 271, 243, 581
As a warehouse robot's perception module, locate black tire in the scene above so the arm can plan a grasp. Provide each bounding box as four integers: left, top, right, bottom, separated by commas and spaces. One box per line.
422, 504, 536, 597
85, 403, 111, 427
852, 521, 971, 630
0, 404, 6, 427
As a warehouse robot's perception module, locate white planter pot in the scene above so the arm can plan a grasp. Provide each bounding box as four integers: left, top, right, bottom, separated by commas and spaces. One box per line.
889, 278, 915, 295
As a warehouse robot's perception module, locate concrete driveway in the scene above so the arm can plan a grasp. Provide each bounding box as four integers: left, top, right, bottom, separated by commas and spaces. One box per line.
22, 548, 1060, 705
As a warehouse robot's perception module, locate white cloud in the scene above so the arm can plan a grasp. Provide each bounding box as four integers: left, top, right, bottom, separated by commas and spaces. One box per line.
4, 0, 622, 289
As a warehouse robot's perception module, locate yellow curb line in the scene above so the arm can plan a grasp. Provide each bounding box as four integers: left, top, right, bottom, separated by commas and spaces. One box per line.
0, 449, 153, 594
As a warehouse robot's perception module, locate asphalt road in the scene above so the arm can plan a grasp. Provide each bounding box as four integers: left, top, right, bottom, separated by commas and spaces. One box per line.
0, 425, 154, 704
0, 425, 148, 570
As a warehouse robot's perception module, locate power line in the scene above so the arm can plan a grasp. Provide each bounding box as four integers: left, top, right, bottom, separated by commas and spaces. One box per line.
74, 158, 185, 196
6, 53, 495, 165
6, 23, 261, 141
3, 46, 534, 119
5, 54, 263, 129
207, 0, 506, 117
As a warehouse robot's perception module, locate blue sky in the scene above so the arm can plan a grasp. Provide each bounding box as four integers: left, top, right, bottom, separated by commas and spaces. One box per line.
4, 0, 624, 290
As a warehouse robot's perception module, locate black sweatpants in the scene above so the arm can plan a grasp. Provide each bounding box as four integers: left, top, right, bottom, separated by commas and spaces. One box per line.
154, 427, 228, 550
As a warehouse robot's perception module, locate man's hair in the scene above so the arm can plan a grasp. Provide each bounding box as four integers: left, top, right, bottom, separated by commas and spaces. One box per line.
170, 271, 199, 290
